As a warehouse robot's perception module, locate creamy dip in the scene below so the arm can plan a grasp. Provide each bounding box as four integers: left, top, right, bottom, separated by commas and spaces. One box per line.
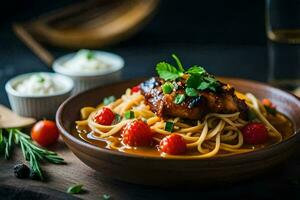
62, 49, 111, 73
15, 73, 64, 95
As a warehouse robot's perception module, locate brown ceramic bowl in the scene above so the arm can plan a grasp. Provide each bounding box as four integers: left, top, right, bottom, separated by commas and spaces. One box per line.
56, 77, 300, 186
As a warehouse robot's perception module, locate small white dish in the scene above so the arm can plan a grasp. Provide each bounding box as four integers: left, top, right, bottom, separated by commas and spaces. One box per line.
53, 50, 124, 94
5, 72, 74, 119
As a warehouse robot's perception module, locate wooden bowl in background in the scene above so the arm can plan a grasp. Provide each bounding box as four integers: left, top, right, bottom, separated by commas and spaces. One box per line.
56, 78, 300, 186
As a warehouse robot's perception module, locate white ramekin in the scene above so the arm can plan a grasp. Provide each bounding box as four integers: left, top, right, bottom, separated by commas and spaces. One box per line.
5, 72, 74, 119
52, 51, 124, 94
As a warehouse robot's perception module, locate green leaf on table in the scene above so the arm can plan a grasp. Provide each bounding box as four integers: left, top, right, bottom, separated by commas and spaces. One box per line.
67, 184, 83, 194
102, 194, 111, 200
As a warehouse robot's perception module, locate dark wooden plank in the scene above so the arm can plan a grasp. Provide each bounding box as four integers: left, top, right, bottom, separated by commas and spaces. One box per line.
0, 184, 80, 200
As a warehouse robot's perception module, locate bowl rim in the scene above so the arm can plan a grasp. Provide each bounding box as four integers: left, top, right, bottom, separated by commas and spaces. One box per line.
52, 50, 124, 77
56, 77, 300, 161
5, 72, 74, 98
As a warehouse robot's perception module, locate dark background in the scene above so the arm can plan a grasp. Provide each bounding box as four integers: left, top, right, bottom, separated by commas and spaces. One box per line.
0, 0, 268, 107
0, 0, 266, 44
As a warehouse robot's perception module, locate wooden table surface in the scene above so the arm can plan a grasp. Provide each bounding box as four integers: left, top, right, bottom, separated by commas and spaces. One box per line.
1, 135, 300, 200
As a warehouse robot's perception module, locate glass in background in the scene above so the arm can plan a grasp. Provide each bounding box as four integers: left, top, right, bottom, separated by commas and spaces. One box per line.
267, 41, 300, 96
266, 0, 300, 44
266, 0, 300, 97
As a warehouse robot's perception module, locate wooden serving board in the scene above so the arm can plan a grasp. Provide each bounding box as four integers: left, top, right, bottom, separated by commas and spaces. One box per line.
1, 136, 300, 200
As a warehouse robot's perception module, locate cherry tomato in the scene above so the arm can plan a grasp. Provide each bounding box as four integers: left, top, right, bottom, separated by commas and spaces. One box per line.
122, 120, 153, 146
160, 134, 187, 155
31, 120, 59, 147
241, 122, 269, 145
131, 85, 140, 93
94, 107, 115, 125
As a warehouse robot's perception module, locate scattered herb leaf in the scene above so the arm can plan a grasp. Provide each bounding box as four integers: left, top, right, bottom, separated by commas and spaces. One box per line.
102, 194, 111, 200
103, 96, 116, 106
124, 111, 135, 119
165, 121, 174, 132
174, 94, 185, 104
185, 87, 198, 97
67, 184, 83, 194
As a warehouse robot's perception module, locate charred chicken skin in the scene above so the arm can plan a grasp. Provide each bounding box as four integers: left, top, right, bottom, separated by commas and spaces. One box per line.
140, 77, 248, 120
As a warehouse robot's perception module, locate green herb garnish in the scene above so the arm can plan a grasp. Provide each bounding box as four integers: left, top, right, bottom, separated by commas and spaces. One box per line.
162, 82, 174, 94
156, 62, 182, 81
86, 50, 95, 60
67, 184, 83, 194
1, 128, 65, 180
156, 55, 221, 94
36, 75, 45, 83
165, 121, 174, 132
103, 96, 116, 106
174, 94, 185, 104
124, 110, 135, 119
187, 65, 206, 75
172, 54, 185, 72
185, 87, 198, 97
102, 194, 111, 200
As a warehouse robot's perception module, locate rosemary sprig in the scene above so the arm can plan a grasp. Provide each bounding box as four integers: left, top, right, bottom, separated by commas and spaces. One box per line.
0, 128, 65, 180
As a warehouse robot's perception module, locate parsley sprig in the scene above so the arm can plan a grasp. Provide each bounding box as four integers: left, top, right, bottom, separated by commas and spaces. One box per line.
155, 54, 221, 104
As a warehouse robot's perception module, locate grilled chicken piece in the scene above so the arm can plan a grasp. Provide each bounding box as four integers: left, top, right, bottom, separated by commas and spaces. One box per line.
140, 77, 248, 120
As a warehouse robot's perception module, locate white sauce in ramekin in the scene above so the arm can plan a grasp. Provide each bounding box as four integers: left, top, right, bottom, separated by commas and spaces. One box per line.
61, 49, 112, 73
15, 73, 64, 95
